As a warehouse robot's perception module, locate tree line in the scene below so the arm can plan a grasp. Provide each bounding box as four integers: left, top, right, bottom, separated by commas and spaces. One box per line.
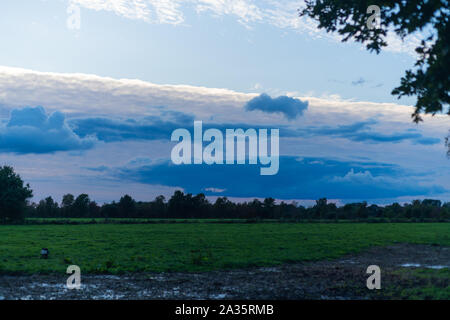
26, 191, 450, 221
1, 165, 449, 223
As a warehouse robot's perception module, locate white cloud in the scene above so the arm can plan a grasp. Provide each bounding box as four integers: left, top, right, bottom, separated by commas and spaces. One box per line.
70, 0, 152, 22
0, 65, 447, 172
67, 0, 421, 56
1, 65, 448, 132
195, 0, 263, 25
152, 0, 185, 24
0, 65, 252, 120
204, 187, 226, 193
332, 168, 393, 184
0, 66, 447, 202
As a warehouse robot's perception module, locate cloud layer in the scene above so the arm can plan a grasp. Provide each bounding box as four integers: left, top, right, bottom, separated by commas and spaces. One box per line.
0, 106, 96, 154
70, 115, 440, 147
296, 120, 441, 145
72, 111, 195, 142
67, 0, 422, 56
0, 66, 253, 120
0, 67, 447, 203
102, 156, 446, 200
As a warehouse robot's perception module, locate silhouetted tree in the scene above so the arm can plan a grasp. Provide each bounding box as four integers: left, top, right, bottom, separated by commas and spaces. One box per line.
101, 201, 119, 218
152, 195, 166, 217
61, 194, 75, 217
72, 194, 90, 217
24, 191, 450, 221
89, 201, 101, 217
119, 195, 136, 218
263, 197, 276, 219
422, 199, 442, 207
300, 1, 449, 123
0, 166, 33, 223
168, 190, 186, 218
313, 198, 328, 219
214, 197, 235, 218
36, 196, 59, 217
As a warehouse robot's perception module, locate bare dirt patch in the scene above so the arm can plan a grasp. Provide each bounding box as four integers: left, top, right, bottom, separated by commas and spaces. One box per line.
0, 243, 448, 300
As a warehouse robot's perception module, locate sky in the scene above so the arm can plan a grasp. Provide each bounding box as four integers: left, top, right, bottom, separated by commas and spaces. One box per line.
0, 0, 448, 206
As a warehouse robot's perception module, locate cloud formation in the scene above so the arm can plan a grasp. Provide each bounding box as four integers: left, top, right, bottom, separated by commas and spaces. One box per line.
0, 67, 442, 150
0, 67, 447, 203
70, 114, 440, 146
67, 0, 421, 56
245, 93, 308, 119
97, 156, 446, 200
72, 111, 195, 142
0, 106, 97, 154
2, 65, 448, 129
0, 66, 254, 120
296, 120, 441, 145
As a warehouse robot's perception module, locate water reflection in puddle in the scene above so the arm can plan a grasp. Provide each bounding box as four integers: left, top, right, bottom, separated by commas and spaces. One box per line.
400, 263, 448, 269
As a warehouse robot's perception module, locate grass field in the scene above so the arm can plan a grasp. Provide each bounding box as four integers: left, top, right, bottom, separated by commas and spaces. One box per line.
385, 268, 450, 300
1, 223, 449, 274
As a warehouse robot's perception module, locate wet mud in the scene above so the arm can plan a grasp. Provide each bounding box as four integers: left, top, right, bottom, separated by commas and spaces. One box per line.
1, 244, 448, 300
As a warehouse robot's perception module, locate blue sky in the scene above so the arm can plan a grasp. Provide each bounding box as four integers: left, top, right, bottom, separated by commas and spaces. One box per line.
0, 0, 448, 205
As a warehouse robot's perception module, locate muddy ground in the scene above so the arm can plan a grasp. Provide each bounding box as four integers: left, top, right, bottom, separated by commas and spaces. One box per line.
0, 244, 448, 300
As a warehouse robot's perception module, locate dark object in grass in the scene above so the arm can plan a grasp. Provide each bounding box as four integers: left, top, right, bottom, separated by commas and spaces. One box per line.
40, 248, 49, 259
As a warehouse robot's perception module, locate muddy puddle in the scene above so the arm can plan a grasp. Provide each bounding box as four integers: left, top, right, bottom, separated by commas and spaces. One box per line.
0, 243, 448, 300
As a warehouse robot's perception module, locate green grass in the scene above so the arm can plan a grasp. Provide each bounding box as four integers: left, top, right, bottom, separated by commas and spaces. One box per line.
0, 223, 449, 274
384, 268, 450, 300
24, 218, 277, 224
